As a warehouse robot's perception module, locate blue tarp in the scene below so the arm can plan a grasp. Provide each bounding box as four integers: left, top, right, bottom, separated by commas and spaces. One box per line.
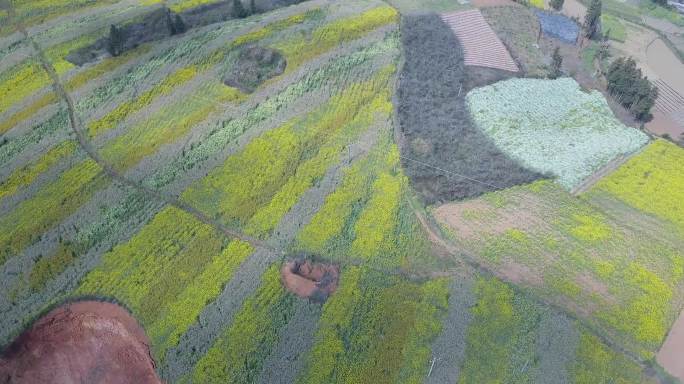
534, 10, 580, 44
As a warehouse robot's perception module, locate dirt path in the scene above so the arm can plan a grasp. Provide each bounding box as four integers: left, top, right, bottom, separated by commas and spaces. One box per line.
657, 309, 684, 382
570, 145, 647, 195
9, 3, 277, 256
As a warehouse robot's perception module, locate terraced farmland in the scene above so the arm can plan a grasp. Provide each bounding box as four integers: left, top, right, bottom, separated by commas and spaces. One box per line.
1, 0, 682, 383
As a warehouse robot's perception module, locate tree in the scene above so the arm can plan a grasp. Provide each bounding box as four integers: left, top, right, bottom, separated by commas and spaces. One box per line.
250, 0, 257, 15
583, 0, 602, 39
173, 14, 186, 34
233, 0, 248, 18
550, 0, 564, 11
606, 57, 658, 121
549, 46, 563, 79
107, 24, 125, 56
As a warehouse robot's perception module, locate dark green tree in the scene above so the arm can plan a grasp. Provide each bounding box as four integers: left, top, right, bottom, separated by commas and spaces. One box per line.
606, 57, 658, 121
550, 0, 564, 11
107, 24, 125, 56
233, 0, 248, 18
250, 0, 257, 14
583, 0, 602, 39
174, 14, 186, 34
549, 46, 563, 79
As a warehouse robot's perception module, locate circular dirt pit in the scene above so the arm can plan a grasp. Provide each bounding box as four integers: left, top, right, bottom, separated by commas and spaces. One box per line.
0, 301, 161, 384
281, 259, 340, 303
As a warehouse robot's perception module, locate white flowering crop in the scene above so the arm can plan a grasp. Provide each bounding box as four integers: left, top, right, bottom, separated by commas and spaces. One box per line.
466, 78, 649, 190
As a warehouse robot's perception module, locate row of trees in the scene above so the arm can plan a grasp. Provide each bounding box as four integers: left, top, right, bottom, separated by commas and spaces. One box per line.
606, 57, 658, 121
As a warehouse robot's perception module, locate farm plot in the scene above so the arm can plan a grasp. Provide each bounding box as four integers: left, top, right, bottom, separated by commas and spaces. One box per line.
590, 139, 684, 234
466, 77, 649, 190
0, 0, 670, 382
396, 14, 541, 204
182, 64, 396, 234
534, 9, 579, 44
481, 6, 547, 76
440, 9, 519, 72
451, 276, 654, 384
434, 179, 684, 357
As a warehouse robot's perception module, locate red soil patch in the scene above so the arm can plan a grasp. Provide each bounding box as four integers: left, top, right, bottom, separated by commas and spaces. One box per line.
0, 301, 161, 384
657, 309, 684, 382
281, 259, 339, 302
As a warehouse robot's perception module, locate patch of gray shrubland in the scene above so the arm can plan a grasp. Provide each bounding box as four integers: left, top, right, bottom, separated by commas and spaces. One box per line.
66, 0, 309, 65
396, 14, 543, 204
223, 46, 286, 93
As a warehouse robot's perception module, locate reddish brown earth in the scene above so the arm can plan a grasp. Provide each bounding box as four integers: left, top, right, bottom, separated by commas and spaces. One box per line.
281, 259, 339, 302
0, 301, 161, 384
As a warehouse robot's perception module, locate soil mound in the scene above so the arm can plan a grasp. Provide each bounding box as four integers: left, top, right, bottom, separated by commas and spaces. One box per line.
0, 301, 161, 384
281, 259, 339, 302
223, 46, 286, 93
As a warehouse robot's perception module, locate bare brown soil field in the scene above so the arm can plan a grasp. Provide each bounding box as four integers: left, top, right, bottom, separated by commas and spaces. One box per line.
647, 110, 684, 140
0, 301, 160, 384
281, 259, 339, 302
657, 309, 684, 382
647, 38, 684, 95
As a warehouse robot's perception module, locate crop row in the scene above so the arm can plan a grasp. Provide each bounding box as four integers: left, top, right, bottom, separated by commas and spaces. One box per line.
146, 32, 399, 191
296, 267, 450, 383
0, 158, 107, 266
591, 139, 684, 234
0, 140, 76, 202
14, 189, 159, 299
0, 0, 118, 37
272, 6, 398, 72
0, 32, 99, 118
182, 65, 395, 229
0, 44, 152, 135
100, 81, 244, 172
244, 74, 393, 238
435, 179, 684, 356
74, 205, 254, 361
191, 264, 296, 383
73, 205, 258, 363
84, 6, 325, 141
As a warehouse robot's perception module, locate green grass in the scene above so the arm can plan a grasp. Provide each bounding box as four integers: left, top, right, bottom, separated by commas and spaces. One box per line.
601, 14, 626, 42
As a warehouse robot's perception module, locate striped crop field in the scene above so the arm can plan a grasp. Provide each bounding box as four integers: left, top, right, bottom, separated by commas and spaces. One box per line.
0, 0, 681, 383
439, 9, 519, 72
